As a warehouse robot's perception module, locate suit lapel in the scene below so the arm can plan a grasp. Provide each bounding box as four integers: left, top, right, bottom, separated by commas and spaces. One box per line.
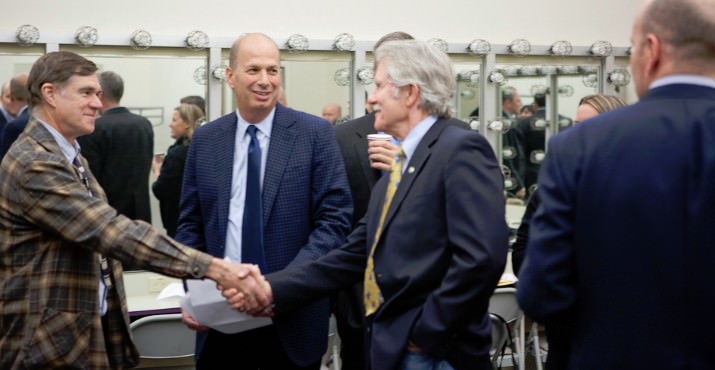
216, 115, 238, 248
262, 105, 297, 226
381, 119, 448, 231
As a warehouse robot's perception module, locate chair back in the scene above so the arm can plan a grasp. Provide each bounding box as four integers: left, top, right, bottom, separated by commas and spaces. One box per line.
130, 313, 195, 359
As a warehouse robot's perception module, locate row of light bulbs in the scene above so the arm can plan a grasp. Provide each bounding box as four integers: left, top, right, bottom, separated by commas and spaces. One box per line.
14, 24, 630, 88
14, 24, 624, 57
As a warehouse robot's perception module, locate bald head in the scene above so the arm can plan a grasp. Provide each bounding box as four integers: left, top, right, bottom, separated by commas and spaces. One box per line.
630, 0, 715, 96
229, 33, 279, 69
225, 33, 282, 123
640, 0, 715, 70
322, 103, 342, 124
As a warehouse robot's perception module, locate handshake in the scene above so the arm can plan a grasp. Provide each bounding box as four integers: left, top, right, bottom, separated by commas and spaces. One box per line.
185, 259, 274, 331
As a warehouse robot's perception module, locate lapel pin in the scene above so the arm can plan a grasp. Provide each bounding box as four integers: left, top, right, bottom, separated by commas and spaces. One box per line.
408, 166, 415, 174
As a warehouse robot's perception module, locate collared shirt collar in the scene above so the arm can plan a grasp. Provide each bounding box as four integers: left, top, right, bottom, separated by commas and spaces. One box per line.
102, 106, 124, 114
400, 115, 438, 170
36, 117, 81, 163
650, 74, 715, 90
235, 107, 275, 139
0, 106, 12, 122
16, 105, 28, 118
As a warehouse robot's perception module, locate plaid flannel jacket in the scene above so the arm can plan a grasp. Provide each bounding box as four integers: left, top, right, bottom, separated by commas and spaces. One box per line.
0, 118, 212, 369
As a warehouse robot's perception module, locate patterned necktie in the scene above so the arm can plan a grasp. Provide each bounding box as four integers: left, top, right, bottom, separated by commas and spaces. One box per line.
241, 125, 266, 270
364, 148, 405, 316
72, 157, 113, 291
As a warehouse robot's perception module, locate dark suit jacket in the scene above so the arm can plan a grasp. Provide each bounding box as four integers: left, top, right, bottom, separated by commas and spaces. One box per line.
0, 118, 213, 369
518, 83, 715, 369
269, 118, 509, 370
152, 139, 189, 237
0, 110, 8, 149
78, 107, 154, 222
514, 109, 572, 192
335, 113, 380, 228
175, 104, 352, 366
0, 108, 30, 159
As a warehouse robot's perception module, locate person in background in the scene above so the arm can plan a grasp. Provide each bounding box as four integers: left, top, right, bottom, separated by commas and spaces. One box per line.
0, 50, 268, 370
321, 102, 342, 125
152, 103, 204, 237
78, 71, 154, 223
518, 104, 535, 118
511, 93, 626, 370
180, 94, 206, 116
518, 0, 715, 367
513, 93, 573, 195
177, 33, 352, 370
500, 87, 526, 199
0, 81, 14, 131
0, 73, 30, 159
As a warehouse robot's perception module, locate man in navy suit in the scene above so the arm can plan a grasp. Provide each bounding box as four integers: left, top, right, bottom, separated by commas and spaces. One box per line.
517, 0, 715, 368
229, 39, 508, 370
177, 33, 352, 370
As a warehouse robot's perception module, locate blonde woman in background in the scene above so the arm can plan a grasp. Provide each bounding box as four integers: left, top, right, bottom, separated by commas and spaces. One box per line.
152, 103, 204, 236
574, 94, 627, 123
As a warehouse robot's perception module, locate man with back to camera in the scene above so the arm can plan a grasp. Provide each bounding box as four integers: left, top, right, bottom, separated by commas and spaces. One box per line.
226, 39, 509, 370
0, 50, 268, 370
176, 33, 352, 370
517, 0, 715, 368
78, 71, 154, 223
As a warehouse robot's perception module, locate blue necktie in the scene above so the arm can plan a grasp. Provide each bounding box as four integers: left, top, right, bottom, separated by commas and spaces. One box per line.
242, 125, 266, 270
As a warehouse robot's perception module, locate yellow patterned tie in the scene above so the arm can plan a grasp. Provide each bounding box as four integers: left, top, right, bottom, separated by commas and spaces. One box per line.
364, 148, 405, 316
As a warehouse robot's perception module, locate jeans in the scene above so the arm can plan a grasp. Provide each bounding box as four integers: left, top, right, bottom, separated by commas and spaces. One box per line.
399, 352, 455, 370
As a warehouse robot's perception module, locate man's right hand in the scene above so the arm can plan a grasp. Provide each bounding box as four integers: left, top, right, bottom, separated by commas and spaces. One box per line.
368, 140, 398, 171
181, 310, 209, 331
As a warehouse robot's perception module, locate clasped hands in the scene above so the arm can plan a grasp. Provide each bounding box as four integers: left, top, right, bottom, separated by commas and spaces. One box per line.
215, 262, 274, 316
183, 259, 274, 331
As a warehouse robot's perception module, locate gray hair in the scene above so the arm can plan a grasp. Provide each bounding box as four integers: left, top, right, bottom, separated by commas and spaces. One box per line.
99, 71, 124, 102
374, 40, 455, 118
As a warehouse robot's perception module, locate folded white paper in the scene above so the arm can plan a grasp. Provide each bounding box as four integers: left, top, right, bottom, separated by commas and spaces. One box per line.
156, 282, 185, 301
182, 278, 272, 334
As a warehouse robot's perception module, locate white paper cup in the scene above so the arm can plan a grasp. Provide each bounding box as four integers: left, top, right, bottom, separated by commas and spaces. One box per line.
366, 133, 392, 142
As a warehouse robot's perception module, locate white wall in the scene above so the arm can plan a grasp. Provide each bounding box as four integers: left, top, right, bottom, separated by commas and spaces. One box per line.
3, 0, 641, 47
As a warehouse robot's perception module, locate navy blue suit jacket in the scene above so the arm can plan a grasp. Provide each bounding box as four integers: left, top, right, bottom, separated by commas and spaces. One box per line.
518, 83, 715, 369
0, 109, 29, 160
269, 118, 509, 370
175, 104, 352, 366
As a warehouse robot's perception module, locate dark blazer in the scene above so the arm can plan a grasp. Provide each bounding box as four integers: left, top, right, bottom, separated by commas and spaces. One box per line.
0, 110, 8, 149
268, 118, 509, 370
152, 140, 189, 237
0, 108, 30, 159
0, 118, 213, 369
175, 104, 352, 366
78, 107, 154, 222
514, 109, 572, 192
335, 113, 380, 227
518, 83, 715, 369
